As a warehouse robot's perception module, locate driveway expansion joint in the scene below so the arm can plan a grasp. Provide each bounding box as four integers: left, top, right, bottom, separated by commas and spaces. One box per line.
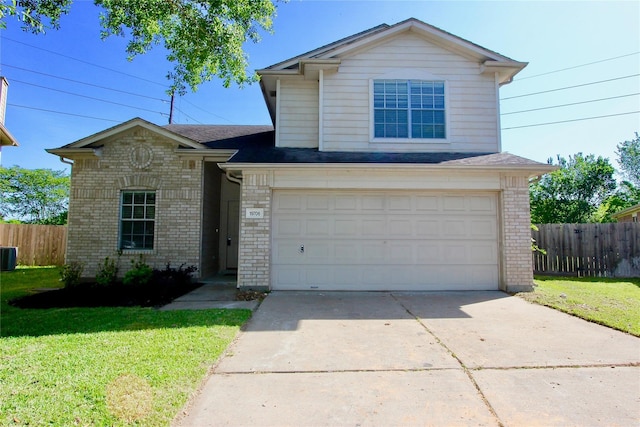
213, 367, 463, 375
470, 362, 640, 371
391, 293, 506, 427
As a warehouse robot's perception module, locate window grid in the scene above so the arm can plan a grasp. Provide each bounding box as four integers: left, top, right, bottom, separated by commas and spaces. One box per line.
374, 79, 446, 139
120, 191, 155, 250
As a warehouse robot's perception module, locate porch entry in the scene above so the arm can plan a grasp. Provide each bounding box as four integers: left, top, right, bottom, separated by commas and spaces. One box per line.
226, 200, 239, 269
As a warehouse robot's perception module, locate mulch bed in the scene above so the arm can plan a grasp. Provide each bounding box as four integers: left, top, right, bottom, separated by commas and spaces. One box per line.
9, 282, 203, 309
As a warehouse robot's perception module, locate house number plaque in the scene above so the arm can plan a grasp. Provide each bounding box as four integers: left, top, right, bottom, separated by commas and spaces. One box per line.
246, 208, 264, 219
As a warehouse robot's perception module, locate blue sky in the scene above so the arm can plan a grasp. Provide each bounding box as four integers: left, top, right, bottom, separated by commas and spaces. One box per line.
1, 0, 639, 174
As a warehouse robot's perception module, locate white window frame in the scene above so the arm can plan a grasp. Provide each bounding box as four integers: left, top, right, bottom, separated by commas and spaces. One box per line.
369, 72, 450, 145
119, 190, 156, 252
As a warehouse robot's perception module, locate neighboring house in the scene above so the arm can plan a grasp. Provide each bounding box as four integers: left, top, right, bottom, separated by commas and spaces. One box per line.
611, 203, 640, 222
47, 18, 554, 292
0, 77, 19, 164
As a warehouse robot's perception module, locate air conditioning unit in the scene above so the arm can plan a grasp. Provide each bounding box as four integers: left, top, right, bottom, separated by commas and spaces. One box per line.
0, 247, 18, 271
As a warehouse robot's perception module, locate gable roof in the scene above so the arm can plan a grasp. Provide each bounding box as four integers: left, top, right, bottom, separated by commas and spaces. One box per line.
257, 18, 527, 122
51, 117, 205, 151
611, 203, 640, 219
263, 18, 518, 72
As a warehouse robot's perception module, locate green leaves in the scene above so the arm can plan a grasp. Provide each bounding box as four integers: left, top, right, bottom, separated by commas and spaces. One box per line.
616, 132, 640, 188
0, 166, 70, 224
1, 0, 278, 94
530, 153, 616, 223
95, 0, 277, 94
0, 0, 72, 33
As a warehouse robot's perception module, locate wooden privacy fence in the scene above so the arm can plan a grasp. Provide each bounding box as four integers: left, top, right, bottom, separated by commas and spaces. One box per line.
0, 224, 67, 266
532, 223, 640, 278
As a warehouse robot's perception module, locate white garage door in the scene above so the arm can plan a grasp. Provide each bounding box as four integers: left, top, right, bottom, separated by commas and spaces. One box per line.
271, 190, 499, 291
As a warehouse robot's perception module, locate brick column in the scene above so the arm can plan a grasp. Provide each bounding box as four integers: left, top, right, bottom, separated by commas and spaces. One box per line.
238, 171, 272, 290
501, 174, 534, 292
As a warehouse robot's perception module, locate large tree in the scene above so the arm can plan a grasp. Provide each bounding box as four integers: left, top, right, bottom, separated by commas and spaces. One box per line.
0, 0, 278, 94
616, 132, 640, 187
0, 166, 70, 224
530, 153, 616, 224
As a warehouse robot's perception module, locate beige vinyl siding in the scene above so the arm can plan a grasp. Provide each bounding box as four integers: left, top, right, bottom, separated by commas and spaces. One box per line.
322, 32, 499, 152
276, 79, 319, 148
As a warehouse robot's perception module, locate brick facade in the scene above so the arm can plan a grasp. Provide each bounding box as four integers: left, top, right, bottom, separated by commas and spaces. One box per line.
237, 171, 272, 290
501, 174, 534, 292
66, 127, 204, 278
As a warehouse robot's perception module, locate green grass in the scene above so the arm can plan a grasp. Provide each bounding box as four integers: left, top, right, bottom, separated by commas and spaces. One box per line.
518, 276, 640, 337
0, 267, 251, 426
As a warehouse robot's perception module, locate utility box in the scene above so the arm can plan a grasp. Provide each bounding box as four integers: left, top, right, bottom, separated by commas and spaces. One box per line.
0, 247, 18, 271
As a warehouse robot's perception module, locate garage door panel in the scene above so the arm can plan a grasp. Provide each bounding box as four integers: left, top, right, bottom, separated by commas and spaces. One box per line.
272, 191, 499, 291
417, 220, 441, 237
306, 194, 330, 210
335, 196, 357, 210
276, 194, 302, 210
335, 219, 359, 235
389, 195, 412, 210
275, 218, 302, 236
416, 195, 440, 211
362, 195, 385, 210
469, 195, 496, 212
389, 219, 412, 235
306, 219, 331, 236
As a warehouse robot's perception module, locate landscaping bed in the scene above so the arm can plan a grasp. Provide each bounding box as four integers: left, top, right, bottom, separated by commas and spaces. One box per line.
9, 280, 202, 308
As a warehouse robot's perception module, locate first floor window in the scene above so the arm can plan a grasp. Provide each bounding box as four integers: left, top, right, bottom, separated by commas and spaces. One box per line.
120, 191, 155, 250
373, 79, 446, 139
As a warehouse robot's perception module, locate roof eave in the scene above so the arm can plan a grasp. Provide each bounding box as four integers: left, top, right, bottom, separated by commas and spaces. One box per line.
219, 162, 557, 176
54, 117, 204, 150
0, 123, 19, 146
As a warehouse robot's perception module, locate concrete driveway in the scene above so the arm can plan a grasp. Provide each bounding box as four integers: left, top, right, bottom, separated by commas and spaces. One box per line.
174, 291, 640, 426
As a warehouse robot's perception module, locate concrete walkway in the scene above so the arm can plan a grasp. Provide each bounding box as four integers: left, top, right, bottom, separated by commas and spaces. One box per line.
174, 291, 640, 426
159, 277, 260, 311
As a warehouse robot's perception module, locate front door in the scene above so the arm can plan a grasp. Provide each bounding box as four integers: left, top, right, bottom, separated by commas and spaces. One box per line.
226, 200, 239, 269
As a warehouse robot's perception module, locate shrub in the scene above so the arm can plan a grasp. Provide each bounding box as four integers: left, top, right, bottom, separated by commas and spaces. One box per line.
152, 263, 198, 287
95, 255, 120, 287
60, 262, 84, 289
123, 256, 153, 287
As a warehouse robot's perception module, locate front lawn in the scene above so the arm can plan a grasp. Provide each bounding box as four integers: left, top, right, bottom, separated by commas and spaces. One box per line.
0, 267, 251, 426
518, 276, 640, 337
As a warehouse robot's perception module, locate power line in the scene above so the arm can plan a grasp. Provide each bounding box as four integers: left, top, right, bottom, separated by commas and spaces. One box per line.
516, 52, 640, 81
173, 106, 203, 124
501, 93, 640, 115
180, 98, 234, 124
2, 63, 167, 102
502, 74, 640, 100
8, 103, 122, 123
502, 111, 640, 130
2, 36, 167, 87
11, 79, 167, 116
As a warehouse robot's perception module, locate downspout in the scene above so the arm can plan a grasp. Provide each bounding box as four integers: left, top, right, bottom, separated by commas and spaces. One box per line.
225, 169, 242, 185
58, 156, 73, 165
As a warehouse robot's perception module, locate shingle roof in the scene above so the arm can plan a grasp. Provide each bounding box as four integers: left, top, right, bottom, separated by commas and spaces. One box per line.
165, 124, 549, 169
227, 146, 547, 167
164, 124, 273, 147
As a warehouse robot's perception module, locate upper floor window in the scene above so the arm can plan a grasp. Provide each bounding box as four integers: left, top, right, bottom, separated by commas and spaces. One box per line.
120, 191, 155, 250
373, 79, 446, 139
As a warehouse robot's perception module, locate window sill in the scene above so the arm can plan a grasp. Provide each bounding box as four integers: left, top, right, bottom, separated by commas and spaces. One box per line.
371, 137, 450, 144
120, 249, 156, 255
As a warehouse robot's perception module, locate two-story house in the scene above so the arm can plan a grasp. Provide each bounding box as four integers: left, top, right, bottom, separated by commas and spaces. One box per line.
47, 18, 554, 292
